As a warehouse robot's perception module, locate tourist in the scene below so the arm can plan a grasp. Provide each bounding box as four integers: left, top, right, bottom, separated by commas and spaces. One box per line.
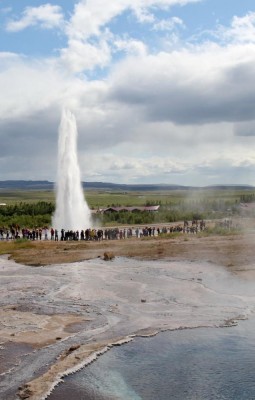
54, 229, 58, 241
51, 228, 54, 240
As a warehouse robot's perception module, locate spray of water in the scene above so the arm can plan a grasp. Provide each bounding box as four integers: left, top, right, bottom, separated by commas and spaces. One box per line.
52, 109, 92, 230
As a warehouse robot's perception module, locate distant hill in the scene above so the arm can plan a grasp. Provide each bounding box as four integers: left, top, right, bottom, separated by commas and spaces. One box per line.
204, 184, 254, 190
0, 180, 253, 191
0, 180, 190, 191
0, 180, 54, 190
82, 182, 194, 191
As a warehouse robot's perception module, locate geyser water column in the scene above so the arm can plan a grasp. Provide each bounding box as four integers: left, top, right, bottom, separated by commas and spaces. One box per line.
52, 109, 92, 231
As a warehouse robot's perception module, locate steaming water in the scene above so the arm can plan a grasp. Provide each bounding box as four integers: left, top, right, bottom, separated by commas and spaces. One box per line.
52, 109, 91, 230
48, 317, 255, 400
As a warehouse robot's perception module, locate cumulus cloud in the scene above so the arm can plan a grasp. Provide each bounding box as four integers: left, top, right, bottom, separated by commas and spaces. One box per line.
65, 1, 126, 40
61, 37, 112, 73
132, 7, 155, 24
108, 43, 255, 125
65, 0, 200, 40
61, 0, 200, 73
114, 37, 147, 56
6, 3, 64, 32
217, 12, 255, 44
0, 56, 71, 120
78, 141, 255, 184
79, 152, 191, 183
1, 2, 255, 184
152, 16, 185, 31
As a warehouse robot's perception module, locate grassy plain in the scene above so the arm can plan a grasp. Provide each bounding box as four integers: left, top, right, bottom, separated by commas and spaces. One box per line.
0, 187, 254, 228
0, 190, 55, 204
1, 187, 254, 207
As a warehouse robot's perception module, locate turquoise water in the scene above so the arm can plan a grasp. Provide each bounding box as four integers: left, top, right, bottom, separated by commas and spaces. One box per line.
49, 318, 255, 400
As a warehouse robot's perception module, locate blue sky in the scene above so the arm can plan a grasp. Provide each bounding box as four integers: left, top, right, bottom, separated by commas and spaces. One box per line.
1, 1, 254, 58
0, 0, 255, 185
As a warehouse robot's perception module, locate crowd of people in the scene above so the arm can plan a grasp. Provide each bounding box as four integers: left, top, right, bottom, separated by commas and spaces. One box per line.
0, 220, 206, 241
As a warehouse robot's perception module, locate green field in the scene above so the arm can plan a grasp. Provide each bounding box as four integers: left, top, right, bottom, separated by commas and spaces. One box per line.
0, 188, 254, 228
0, 190, 55, 204
85, 188, 254, 209
1, 188, 254, 207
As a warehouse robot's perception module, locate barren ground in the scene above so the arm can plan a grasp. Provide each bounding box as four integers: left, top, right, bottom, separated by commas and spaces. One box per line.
1, 231, 255, 400
3, 231, 255, 272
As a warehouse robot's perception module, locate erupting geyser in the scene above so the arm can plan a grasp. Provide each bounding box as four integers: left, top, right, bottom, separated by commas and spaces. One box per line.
52, 109, 92, 230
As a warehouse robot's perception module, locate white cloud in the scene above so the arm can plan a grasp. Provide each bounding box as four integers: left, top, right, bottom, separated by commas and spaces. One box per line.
61, 37, 112, 73
114, 37, 147, 56
1, 4, 255, 185
65, 0, 128, 41
81, 152, 191, 182
0, 57, 67, 119
108, 41, 255, 125
152, 16, 185, 31
211, 12, 255, 45
65, 0, 200, 40
6, 3, 64, 32
78, 140, 255, 184
62, 0, 201, 73
132, 7, 155, 24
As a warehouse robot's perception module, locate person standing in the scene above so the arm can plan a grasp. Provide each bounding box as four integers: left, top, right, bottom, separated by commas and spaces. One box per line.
44, 228, 48, 240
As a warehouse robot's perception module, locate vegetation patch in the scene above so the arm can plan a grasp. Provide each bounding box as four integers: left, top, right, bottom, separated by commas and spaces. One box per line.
0, 239, 34, 255
0, 188, 255, 229
197, 226, 241, 237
